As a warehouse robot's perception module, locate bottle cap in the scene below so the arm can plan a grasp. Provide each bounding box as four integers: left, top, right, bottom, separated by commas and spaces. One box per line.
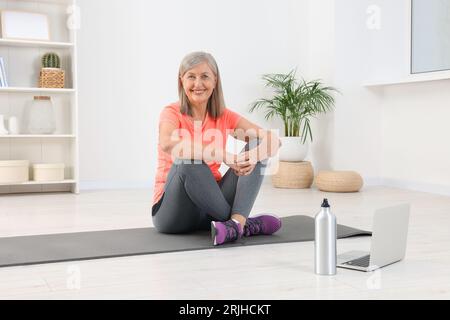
322, 199, 330, 208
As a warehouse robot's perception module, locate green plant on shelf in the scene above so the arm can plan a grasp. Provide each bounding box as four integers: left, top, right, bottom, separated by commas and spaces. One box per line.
42, 52, 61, 69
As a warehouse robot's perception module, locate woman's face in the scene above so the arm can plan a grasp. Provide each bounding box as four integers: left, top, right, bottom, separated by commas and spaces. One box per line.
180, 62, 217, 108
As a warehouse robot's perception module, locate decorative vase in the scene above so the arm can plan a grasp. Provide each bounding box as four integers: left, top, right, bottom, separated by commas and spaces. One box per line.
8, 116, 20, 134
27, 96, 56, 134
279, 137, 309, 162
0, 115, 9, 135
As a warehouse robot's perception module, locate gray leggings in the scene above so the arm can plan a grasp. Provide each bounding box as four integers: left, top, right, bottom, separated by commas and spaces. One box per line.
152, 139, 267, 234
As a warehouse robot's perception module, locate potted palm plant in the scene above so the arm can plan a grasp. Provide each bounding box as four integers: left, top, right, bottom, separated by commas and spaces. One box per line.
250, 69, 337, 161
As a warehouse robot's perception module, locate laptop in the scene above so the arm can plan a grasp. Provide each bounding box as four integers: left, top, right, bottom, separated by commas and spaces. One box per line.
337, 203, 411, 272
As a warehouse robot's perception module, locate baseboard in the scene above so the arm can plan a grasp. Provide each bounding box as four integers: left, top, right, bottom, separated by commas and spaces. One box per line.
80, 180, 153, 191
362, 177, 385, 187
350, 176, 450, 197
80, 177, 450, 197
380, 178, 450, 197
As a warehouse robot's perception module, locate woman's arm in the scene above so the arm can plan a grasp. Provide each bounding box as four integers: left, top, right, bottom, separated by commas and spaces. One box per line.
159, 121, 233, 163
233, 117, 282, 163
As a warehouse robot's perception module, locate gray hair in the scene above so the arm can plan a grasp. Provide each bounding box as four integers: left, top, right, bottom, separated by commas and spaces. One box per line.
178, 52, 226, 119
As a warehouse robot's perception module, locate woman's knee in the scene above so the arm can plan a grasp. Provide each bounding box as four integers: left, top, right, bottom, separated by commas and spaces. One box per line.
153, 216, 194, 234
173, 159, 210, 175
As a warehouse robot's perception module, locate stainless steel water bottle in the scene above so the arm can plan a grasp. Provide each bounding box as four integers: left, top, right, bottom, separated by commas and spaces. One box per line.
315, 199, 337, 275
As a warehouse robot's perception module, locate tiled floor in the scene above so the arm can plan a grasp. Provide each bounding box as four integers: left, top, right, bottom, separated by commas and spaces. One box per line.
1, 183, 449, 299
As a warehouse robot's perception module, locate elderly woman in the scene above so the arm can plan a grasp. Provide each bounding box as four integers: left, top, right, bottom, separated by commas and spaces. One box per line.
152, 52, 282, 246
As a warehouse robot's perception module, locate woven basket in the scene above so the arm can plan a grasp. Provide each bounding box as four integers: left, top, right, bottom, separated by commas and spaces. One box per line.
39, 68, 65, 88
315, 171, 363, 193
272, 161, 314, 189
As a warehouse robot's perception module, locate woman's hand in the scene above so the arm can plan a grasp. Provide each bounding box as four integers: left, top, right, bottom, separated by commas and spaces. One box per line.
234, 162, 257, 176
226, 151, 257, 176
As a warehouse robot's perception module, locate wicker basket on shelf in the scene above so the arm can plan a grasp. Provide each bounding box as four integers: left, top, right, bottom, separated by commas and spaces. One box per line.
39, 53, 65, 88
39, 68, 65, 88
272, 161, 314, 189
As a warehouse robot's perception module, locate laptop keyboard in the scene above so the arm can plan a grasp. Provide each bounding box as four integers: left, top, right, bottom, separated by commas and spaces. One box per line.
344, 255, 371, 268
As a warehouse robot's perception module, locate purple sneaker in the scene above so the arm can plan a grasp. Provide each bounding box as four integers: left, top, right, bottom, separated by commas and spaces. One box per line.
244, 214, 282, 237
211, 220, 243, 246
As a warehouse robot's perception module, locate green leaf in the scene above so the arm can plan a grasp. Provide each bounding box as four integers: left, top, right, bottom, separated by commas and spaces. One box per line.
249, 69, 339, 139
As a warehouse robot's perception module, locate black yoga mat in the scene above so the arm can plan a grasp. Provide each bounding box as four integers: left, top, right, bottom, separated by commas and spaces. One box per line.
0, 215, 371, 268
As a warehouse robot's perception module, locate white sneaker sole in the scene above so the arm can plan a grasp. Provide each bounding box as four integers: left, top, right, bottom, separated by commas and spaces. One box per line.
211, 221, 218, 246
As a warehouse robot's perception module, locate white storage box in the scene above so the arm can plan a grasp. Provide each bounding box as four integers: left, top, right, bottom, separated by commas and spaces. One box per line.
32, 163, 65, 182
0, 160, 30, 184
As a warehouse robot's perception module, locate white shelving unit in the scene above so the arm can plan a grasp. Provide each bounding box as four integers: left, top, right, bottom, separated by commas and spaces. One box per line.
0, 135, 76, 138
0, 38, 74, 48
0, 87, 75, 93
0, 179, 76, 186
0, 0, 79, 194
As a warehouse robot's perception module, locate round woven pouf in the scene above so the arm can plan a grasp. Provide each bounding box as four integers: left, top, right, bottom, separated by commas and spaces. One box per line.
315, 171, 364, 193
272, 161, 314, 189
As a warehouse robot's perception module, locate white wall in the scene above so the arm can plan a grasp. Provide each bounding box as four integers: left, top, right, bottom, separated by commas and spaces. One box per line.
332, 0, 383, 183
303, 0, 384, 182
77, 0, 450, 196
77, 0, 309, 189
332, 0, 450, 195
381, 81, 450, 195
305, 0, 336, 172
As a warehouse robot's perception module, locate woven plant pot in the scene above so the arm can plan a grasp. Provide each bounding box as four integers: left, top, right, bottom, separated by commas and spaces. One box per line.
315, 171, 364, 193
272, 161, 314, 189
39, 68, 65, 88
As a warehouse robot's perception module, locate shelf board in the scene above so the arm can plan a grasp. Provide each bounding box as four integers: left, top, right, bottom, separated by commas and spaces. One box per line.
0, 180, 77, 187
0, 135, 76, 138
12, 0, 74, 5
0, 87, 75, 94
363, 70, 450, 87
0, 38, 74, 49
